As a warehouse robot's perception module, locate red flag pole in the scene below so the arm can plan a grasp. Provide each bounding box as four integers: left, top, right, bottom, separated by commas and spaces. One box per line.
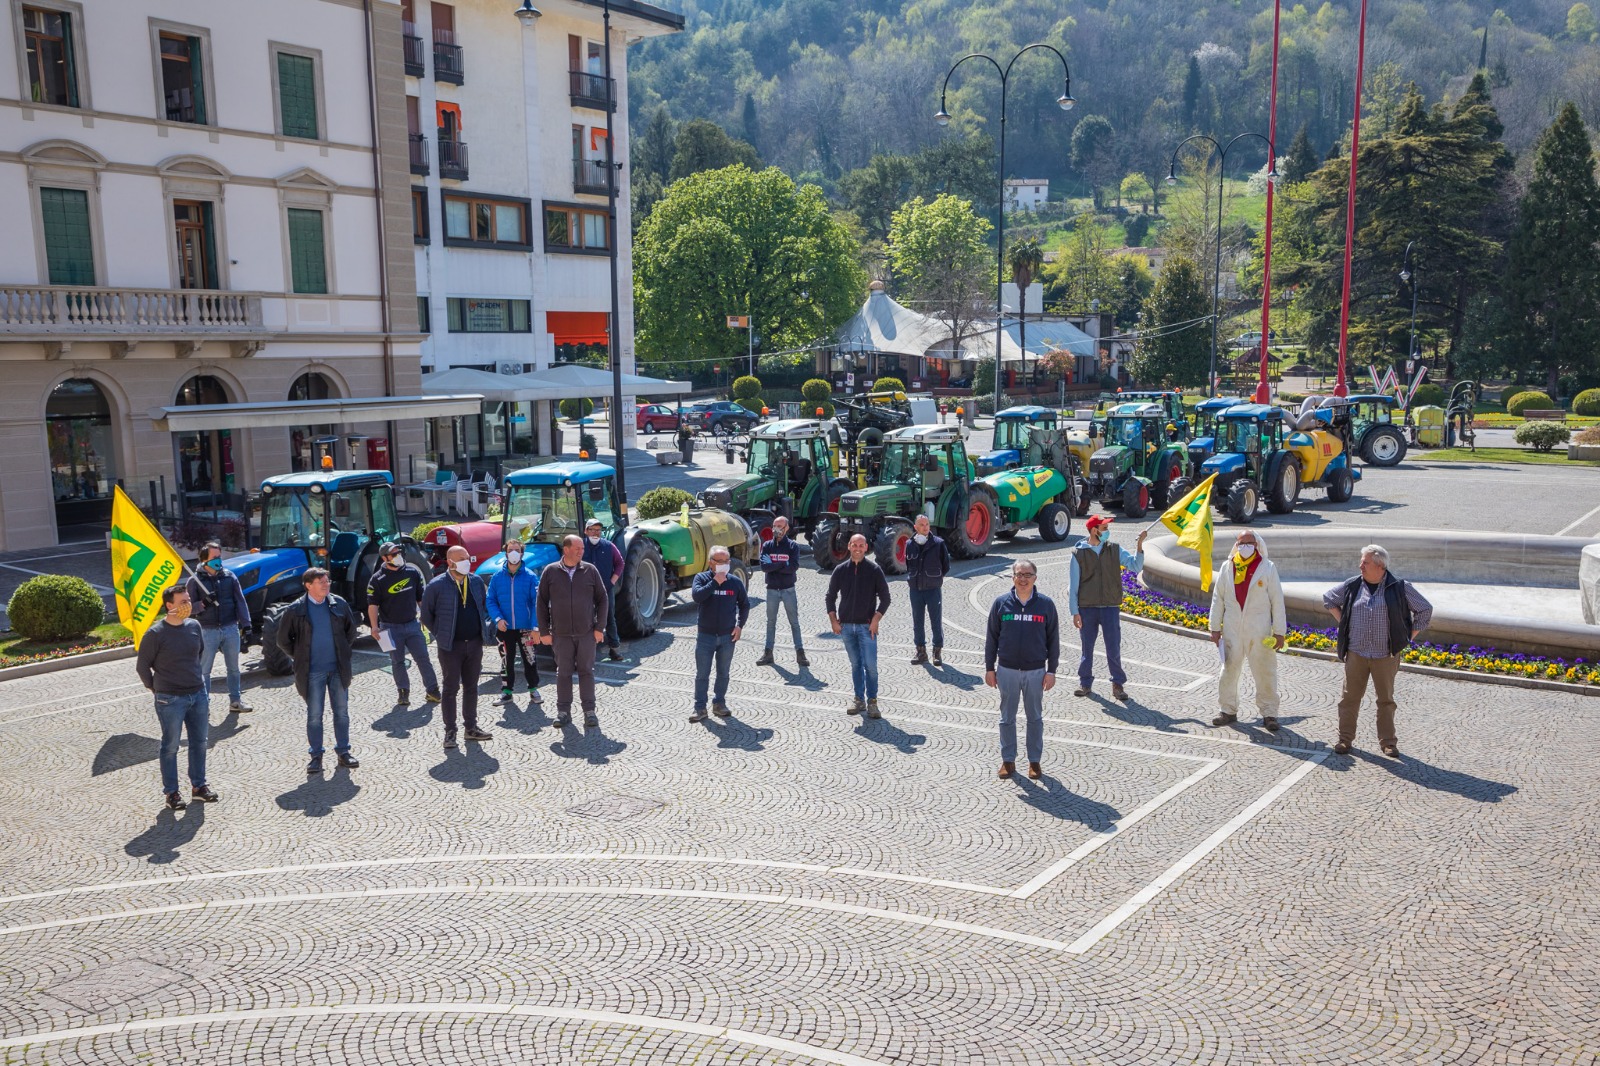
1254, 0, 1283, 404
1334, 0, 1370, 398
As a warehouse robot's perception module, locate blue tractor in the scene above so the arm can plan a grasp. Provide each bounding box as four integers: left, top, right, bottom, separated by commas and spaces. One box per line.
1189, 403, 1360, 524
976, 406, 1059, 476
229, 470, 427, 674
1185, 396, 1249, 476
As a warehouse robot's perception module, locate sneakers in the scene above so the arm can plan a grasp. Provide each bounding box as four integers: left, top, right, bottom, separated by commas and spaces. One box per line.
306, 756, 324, 775
931, 647, 943, 667
1263, 716, 1280, 734
1111, 684, 1130, 701
555, 712, 573, 727
397, 689, 410, 705
443, 732, 458, 750
191, 785, 220, 803
499, 688, 515, 703
337, 752, 360, 769
464, 728, 493, 742
755, 649, 775, 666
689, 707, 709, 723
796, 651, 810, 668
1212, 712, 1239, 727
846, 698, 865, 716
528, 689, 543, 705
866, 698, 881, 720
583, 713, 599, 728
165, 791, 187, 811
424, 691, 443, 704
712, 702, 731, 717
228, 701, 253, 714
909, 647, 928, 665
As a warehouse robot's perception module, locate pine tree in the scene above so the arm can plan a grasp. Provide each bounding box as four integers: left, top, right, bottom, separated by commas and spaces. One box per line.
1281, 126, 1319, 184
1182, 56, 1202, 127
1131, 255, 1210, 387
741, 94, 760, 153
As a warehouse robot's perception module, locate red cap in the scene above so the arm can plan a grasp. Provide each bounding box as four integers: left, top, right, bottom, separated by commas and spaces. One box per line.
1085, 514, 1115, 531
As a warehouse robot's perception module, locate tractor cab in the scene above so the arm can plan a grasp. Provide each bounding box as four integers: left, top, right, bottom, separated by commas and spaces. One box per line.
977, 406, 1057, 476
1343, 393, 1409, 466
1084, 403, 1190, 518
479, 460, 624, 581
1116, 390, 1189, 435
696, 419, 846, 538
1187, 396, 1249, 476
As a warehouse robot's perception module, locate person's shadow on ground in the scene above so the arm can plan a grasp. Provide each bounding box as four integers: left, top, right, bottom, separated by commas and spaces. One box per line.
930, 665, 986, 693
854, 717, 927, 754
769, 663, 827, 691
1089, 691, 1208, 734
550, 723, 627, 765
429, 746, 501, 789
1343, 748, 1519, 802
275, 767, 361, 816
704, 715, 775, 751
370, 701, 433, 740
92, 715, 250, 777
1010, 774, 1120, 830
496, 697, 552, 735
124, 802, 207, 864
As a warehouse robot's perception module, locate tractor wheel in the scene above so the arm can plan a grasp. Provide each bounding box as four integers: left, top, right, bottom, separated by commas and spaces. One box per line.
1327, 466, 1355, 503
1038, 502, 1072, 543
1121, 479, 1149, 519
1266, 458, 1301, 515
951, 483, 999, 559
1165, 476, 1195, 509
728, 558, 751, 590
1361, 426, 1407, 467
812, 516, 848, 571
258, 602, 294, 676
615, 536, 667, 639
1225, 479, 1259, 524
1153, 456, 1184, 507
874, 519, 913, 575
1074, 476, 1092, 516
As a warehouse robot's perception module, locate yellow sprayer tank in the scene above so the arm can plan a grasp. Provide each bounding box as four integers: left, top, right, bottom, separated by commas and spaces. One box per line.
1411, 405, 1444, 446
1285, 429, 1344, 482
1066, 431, 1096, 475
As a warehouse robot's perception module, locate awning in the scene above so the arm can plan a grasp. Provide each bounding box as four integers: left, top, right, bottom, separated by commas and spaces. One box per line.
150, 394, 484, 432
422, 367, 564, 402
547, 310, 610, 346
517, 362, 693, 399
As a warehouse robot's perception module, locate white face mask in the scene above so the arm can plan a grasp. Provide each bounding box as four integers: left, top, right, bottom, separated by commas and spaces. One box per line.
452, 559, 471, 575
505, 551, 522, 565
913, 533, 928, 544
1236, 544, 1256, 559
587, 534, 601, 545
714, 563, 730, 575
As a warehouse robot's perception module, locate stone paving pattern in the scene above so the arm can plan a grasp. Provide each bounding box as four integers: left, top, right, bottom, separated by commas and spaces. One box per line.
0, 540, 1597, 1064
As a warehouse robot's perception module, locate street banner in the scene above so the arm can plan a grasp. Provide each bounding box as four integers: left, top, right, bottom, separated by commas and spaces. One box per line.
1158, 473, 1217, 592
110, 486, 186, 648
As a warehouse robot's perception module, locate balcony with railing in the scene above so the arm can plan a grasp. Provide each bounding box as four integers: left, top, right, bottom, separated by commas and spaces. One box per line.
409, 133, 429, 175
0, 286, 264, 334
573, 157, 613, 195
438, 134, 469, 181
433, 30, 463, 84
402, 23, 425, 76
569, 71, 614, 111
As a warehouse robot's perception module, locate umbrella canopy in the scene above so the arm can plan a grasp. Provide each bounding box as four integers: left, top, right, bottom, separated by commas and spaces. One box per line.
515, 363, 693, 399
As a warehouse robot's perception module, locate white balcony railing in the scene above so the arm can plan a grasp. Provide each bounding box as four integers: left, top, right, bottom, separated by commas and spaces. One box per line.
0, 286, 264, 333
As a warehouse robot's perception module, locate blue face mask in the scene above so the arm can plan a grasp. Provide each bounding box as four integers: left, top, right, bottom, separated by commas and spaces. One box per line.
206, 558, 222, 570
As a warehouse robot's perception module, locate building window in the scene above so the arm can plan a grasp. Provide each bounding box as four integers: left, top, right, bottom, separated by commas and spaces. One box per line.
431, 1, 462, 84
418, 295, 431, 333
275, 50, 319, 139
39, 185, 93, 285
172, 199, 218, 289
286, 207, 328, 294
412, 188, 429, 243
442, 193, 530, 249
543, 203, 610, 253
23, 5, 78, 107
158, 29, 206, 124
447, 297, 530, 333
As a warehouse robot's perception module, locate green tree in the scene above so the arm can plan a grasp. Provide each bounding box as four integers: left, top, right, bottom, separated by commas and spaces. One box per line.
1119, 172, 1154, 212
1281, 125, 1319, 184
1182, 55, 1202, 126
1568, 2, 1599, 41
1130, 254, 1210, 387
635, 166, 866, 381
886, 194, 994, 360
1043, 214, 1117, 314
912, 136, 998, 220
839, 153, 916, 242
669, 119, 761, 183
1009, 237, 1045, 377
1109, 253, 1156, 330
1070, 115, 1117, 208
741, 94, 760, 150
1501, 102, 1600, 395
631, 107, 677, 226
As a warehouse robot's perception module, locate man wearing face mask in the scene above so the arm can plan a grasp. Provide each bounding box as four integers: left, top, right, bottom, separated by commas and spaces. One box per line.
825, 533, 892, 718
689, 546, 750, 722
186, 541, 251, 715
366, 542, 440, 706
135, 584, 218, 810
755, 515, 807, 668
486, 537, 541, 705
1208, 530, 1287, 732
419, 545, 496, 749
582, 518, 626, 662
536, 534, 609, 728
904, 514, 951, 667
277, 567, 360, 774
1067, 515, 1146, 700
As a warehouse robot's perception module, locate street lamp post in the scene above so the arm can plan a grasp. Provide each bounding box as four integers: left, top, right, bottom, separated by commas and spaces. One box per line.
1166, 132, 1275, 396
935, 45, 1074, 421
1400, 240, 1419, 366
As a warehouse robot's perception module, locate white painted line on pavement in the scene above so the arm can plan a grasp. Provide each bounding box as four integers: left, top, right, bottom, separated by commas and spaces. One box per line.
1555, 498, 1600, 537
0, 560, 112, 594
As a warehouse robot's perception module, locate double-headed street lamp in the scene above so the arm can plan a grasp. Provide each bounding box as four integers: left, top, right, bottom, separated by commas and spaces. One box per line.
1166, 132, 1276, 396
935, 45, 1073, 419
1400, 240, 1419, 366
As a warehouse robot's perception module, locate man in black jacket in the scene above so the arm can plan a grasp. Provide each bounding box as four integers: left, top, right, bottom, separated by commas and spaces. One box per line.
755, 515, 807, 668
276, 567, 360, 775
985, 559, 1060, 780
689, 546, 749, 722
419, 545, 496, 750
904, 514, 951, 666
186, 541, 252, 714
825, 533, 892, 718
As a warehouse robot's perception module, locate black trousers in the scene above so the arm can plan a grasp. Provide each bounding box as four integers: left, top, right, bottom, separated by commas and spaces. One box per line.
437, 639, 483, 734
498, 628, 540, 690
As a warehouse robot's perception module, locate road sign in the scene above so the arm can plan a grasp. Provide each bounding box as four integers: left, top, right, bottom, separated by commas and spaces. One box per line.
726, 315, 749, 328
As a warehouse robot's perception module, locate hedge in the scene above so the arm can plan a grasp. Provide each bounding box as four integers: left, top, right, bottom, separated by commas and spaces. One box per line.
7, 574, 105, 642
801, 378, 835, 418
732, 375, 762, 400
1513, 421, 1571, 452
560, 397, 595, 420
737, 397, 766, 415
1504, 390, 1554, 416
636, 486, 695, 521
872, 376, 906, 394
1573, 388, 1600, 416
1409, 383, 1446, 408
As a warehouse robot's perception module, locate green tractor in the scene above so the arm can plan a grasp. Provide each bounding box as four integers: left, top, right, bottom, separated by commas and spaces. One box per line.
1115, 390, 1190, 435
694, 419, 853, 542
1083, 402, 1190, 519
977, 425, 1080, 544
813, 424, 998, 573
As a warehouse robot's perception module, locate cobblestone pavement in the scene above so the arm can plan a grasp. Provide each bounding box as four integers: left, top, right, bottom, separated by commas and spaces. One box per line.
1, 541, 1597, 1064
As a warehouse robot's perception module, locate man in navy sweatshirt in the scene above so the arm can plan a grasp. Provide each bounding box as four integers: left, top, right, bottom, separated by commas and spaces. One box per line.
689, 546, 749, 722
755, 515, 807, 668
984, 558, 1060, 780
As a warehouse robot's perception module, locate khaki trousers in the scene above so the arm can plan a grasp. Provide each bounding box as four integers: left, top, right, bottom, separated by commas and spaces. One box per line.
1336, 652, 1400, 745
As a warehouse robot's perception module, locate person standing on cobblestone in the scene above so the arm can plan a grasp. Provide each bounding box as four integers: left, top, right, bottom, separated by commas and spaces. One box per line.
276, 568, 360, 775
1323, 544, 1433, 757
135, 584, 218, 810
826, 533, 891, 719
905, 514, 951, 667
420, 546, 496, 750
537, 534, 608, 729
584, 518, 626, 662
690, 546, 749, 722
186, 541, 251, 715
1068, 516, 1145, 701
366, 542, 441, 707
755, 515, 807, 668
985, 559, 1059, 780
1209, 530, 1287, 733
487, 538, 541, 706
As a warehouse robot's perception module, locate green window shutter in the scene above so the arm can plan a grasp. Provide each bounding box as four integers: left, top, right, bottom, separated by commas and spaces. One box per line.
187, 36, 207, 124
276, 52, 318, 139
40, 187, 93, 285
286, 208, 327, 294
200, 201, 219, 288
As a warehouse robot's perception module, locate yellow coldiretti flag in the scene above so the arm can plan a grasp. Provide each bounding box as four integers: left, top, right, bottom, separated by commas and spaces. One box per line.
110, 486, 186, 648
1158, 473, 1217, 592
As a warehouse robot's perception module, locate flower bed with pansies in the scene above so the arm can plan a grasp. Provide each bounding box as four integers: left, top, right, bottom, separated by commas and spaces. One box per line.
1119, 571, 1600, 687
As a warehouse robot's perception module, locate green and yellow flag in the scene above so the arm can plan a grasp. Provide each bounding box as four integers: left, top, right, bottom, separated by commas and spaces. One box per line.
1158, 473, 1217, 592
110, 486, 186, 648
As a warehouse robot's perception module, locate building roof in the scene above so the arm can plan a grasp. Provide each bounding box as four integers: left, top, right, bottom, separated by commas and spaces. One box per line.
1001, 318, 1096, 361
571, 0, 684, 31
835, 283, 1023, 363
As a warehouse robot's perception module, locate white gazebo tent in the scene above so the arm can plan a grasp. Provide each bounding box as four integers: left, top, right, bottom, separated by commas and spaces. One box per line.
830, 281, 1022, 388
420, 367, 576, 463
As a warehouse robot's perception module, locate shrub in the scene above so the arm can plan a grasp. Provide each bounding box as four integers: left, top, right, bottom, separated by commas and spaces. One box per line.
872, 376, 906, 394
1513, 421, 1571, 452
559, 397, 595, 420
1504, 389, 1554, 416
1409, 383, 1446, 408
167, 517, 215, 551
1574, 424, 1600, 445
736, 397, 765, 415
579, 432, 598, 456
408, 518, 454, 544
7, 574, 105, 642
731, 375, 762, 401
1573, 387, 1600, 416
636, 486, 694, 521
800, 377, 834, 418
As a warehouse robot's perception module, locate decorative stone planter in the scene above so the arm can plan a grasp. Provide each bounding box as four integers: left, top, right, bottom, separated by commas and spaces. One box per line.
1583, 543, 1600, 626
1568, 443, 1600, 461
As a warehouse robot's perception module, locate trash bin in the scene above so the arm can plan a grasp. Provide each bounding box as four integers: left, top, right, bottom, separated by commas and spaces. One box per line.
1412, 405, 1445, 447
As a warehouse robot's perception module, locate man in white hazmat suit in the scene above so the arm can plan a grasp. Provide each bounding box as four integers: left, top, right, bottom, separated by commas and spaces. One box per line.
1208, 529, 1287, 732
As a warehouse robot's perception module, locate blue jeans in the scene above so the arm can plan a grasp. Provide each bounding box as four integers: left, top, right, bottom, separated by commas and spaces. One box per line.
997, 665, 1046, 765
305, 669, 351, 756
200, 624, 242, 705
1077, 605, 1126, 688
763, 586, 804, 650
840, 623, 879, 701
908, 585, 944, 648
154, 690, 209, 795
380, 620, 438, 695
694, 631, 736, 709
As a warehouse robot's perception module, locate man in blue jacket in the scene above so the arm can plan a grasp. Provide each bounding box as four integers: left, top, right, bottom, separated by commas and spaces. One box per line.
985, 558, 1060, 780
186, 540, 252, 715
689, 546, 749, 723
754, 515, 807, 668
583, 518, 626, 662
904, 514, 951, 666
487, 537, 541, 705
419, 544, 496, 750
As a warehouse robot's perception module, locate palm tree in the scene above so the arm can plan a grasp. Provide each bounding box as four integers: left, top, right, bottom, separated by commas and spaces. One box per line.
1008, 238, 1045, 396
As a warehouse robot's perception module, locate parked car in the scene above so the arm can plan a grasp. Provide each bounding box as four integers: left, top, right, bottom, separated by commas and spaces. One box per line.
636, 404, 680, 434
697, 400, 759, 436
1230, 329, 1280, 350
